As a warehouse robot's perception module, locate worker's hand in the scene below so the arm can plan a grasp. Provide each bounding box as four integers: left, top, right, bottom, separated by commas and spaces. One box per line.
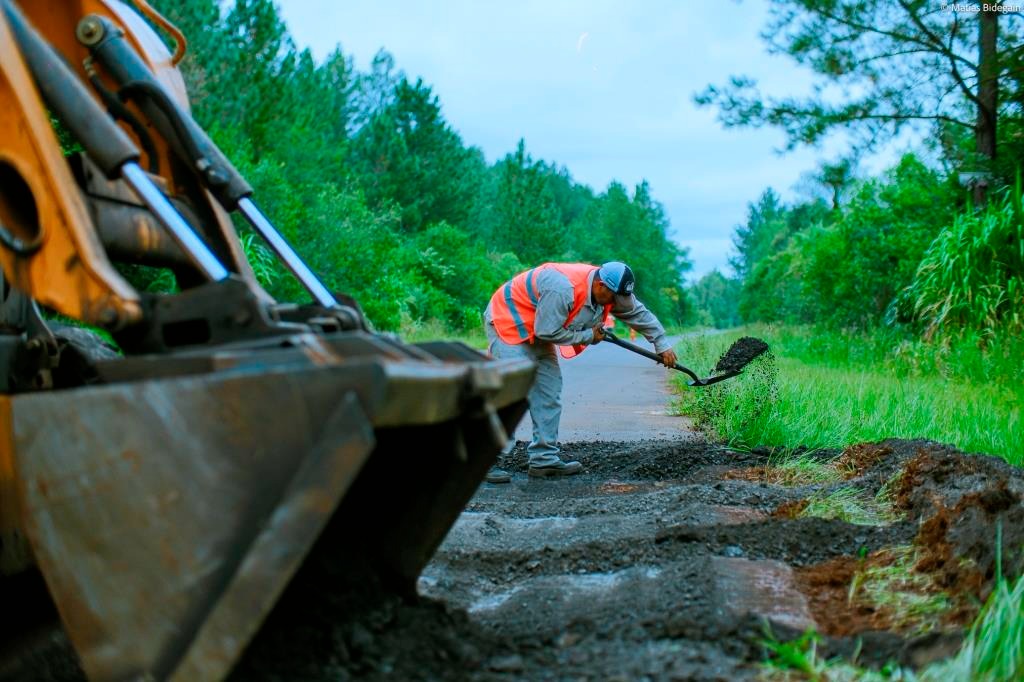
658, 349, 678, 368
591, 325, 605, 344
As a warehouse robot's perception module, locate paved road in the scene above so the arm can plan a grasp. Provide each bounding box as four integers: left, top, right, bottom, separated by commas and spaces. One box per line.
512, 335, 698, 443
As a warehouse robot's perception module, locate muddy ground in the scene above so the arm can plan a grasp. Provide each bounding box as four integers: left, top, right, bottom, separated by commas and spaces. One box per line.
5, 437, 1021, 681
227, 436, 1023, 681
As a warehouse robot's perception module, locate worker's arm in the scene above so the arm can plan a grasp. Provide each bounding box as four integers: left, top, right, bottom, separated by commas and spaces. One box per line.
612, 296, 672, 354
533, 271, 595, 346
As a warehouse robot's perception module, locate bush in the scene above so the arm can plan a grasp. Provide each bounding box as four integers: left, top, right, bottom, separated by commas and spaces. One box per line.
895, 178, 1024, 340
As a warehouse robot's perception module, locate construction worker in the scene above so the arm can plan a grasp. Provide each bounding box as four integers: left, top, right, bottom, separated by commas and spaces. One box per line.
484, 261, 677, 482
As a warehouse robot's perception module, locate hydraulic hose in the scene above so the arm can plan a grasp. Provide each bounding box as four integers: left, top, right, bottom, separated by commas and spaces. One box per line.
87, 71, 160, 173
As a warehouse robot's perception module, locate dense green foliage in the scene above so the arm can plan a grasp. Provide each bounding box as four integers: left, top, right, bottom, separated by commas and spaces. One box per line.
686, 270, 741, 329
895, 177, 1024, 339
690, 1, 1024, 345
691, 156, 1024, 342
150, 0, 691, 332
729, 156, 972, 330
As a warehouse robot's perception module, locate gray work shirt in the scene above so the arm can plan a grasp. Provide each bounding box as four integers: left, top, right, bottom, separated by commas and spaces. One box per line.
485, 267, 671, 353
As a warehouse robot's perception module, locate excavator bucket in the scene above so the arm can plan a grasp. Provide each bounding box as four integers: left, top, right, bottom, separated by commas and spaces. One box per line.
0, 2, 535, 679
7, 333, 532, 680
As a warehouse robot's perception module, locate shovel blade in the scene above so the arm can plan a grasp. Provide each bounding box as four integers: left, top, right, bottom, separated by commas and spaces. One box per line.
688, 370, 743, 387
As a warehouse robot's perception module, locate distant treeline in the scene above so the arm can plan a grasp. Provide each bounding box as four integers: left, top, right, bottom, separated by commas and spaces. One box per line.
149, 0, 691, 332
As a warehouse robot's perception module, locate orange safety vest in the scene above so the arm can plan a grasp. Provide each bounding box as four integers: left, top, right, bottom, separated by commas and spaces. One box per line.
490, 263, 612, 359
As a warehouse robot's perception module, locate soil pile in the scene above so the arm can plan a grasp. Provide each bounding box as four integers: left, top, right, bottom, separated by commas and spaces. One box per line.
232, 554, 498, 682
415, 438, 1016, 679
893, 446, 1024, 592
713, 337, 770, 373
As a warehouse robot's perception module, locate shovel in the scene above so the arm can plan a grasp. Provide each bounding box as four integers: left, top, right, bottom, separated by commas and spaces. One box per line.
602, 330, 742, 386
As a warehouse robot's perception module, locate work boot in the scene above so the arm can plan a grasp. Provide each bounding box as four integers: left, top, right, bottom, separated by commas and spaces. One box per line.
485, 467, 512, 484
528, 460, 582, 478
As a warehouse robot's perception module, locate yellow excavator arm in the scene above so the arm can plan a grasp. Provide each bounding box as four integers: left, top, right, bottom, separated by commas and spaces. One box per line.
0, 2, 533, 679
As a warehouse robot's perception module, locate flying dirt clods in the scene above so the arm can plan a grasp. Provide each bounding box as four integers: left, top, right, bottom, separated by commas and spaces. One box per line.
714, 337, 770, 374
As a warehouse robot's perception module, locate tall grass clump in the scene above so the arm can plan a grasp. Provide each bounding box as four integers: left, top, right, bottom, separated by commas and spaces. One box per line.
896, 177, 1024, 340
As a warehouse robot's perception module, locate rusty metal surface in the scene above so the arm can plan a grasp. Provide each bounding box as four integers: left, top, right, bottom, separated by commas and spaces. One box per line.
13, 371, 376, 680
339, 399, 529, 591
0, 395, 33, 577
170, 393, 375, 681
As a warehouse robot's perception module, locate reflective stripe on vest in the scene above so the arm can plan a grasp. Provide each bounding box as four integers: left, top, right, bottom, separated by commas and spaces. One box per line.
489, 263, 611, 359
502, 267, 540, 340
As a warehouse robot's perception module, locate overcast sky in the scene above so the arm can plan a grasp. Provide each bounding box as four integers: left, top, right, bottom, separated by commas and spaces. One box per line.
277, 0, 902, 281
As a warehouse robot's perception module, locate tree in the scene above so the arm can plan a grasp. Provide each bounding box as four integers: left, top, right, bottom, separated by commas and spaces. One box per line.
220, 0, 297, 161
567, 181, 691, 322
730, 188, 787, 278
487, 140, 565, 264
348, 78, 482, 231
695, 1, 1023, 171
688, 270, 741, 328
819, 159, 856, 211
351, 50, 403, 130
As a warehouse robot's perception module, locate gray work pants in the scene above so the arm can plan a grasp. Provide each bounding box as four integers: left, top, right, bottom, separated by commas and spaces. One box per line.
485, 322, 563, 467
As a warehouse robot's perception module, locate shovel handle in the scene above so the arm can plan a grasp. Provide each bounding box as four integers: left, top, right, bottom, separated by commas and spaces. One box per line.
602, 331, 702, 383
601, 331, 742, 387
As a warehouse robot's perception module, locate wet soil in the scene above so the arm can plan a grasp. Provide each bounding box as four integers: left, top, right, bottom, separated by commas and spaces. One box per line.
713, 337, 770, 374
10, 438, 1021, 681
234, 437, 1021, 681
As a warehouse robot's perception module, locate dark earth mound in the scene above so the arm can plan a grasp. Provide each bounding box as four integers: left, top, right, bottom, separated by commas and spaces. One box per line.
713, 337, 770, 373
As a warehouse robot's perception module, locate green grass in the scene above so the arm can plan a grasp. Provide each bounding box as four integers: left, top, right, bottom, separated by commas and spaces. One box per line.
799, 487, 895, 526
924, 570, 1024, 681
768, 452, 842, 486
760, 629, 905, 681
396, 317, 489, 350
848, 546, 954, 635
671, 326, 1023, 465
